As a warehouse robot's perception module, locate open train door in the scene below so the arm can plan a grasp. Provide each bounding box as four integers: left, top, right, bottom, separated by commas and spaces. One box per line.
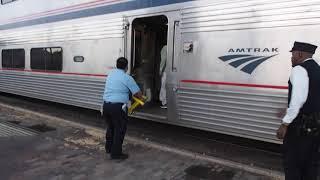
124, 12, 181, 123
167, 16, 181, 124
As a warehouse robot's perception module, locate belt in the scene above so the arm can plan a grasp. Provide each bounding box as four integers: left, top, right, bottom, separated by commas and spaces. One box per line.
105, 101, 124, 105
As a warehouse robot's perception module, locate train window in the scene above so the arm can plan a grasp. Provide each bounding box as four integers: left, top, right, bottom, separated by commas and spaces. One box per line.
31, 48, 45, 70
1, 0, 17, 5
1, 49, 25, 69
31, 47, 62, 71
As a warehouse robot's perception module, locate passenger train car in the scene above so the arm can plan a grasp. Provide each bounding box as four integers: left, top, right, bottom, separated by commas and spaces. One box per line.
1, 0, 319, 143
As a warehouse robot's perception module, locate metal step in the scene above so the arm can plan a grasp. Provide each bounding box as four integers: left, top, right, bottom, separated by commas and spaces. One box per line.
130, 111, 167, 122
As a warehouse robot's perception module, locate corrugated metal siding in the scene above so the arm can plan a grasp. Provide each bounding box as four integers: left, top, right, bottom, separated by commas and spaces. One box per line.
181, 0, 320, 33
178, 87, 287, 143
0, 121, 38, 137
0, 71, 105, 110
0, 17, 124, 45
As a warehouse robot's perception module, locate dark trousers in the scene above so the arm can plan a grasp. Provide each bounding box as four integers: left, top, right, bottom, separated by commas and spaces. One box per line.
283, 120, 320, 180
103, 102, 128, 158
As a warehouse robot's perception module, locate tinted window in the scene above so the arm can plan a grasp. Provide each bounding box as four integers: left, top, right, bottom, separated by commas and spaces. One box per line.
2, 49, 12, 68
1, 0, 16, 4
30, 48, 45, 70
1, 49, 25, 68
31, 47, 62, 71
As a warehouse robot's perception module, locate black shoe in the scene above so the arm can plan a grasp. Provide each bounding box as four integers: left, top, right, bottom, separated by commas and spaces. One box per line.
111, 153, 129, 160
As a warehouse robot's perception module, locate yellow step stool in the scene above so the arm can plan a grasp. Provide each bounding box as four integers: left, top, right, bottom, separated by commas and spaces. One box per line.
128, 96, 147, 114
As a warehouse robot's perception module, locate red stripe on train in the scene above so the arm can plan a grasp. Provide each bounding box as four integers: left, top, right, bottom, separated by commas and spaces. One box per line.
181, 80, 288, 89
0, 69, 288, 89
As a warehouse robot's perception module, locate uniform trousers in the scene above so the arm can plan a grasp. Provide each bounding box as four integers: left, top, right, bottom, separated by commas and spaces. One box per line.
103, 102, 128, 158
159, 72, 167, 106
283, 119, 320, 180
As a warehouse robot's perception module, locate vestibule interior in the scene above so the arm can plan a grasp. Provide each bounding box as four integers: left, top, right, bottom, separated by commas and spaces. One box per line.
131, 15, 168, 113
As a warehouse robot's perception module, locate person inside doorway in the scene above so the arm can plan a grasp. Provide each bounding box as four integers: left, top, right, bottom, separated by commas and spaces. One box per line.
159, 44, 167, 109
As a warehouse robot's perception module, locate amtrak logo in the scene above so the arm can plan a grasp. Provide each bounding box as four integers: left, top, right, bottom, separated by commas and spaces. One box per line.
219, 48, 278, 74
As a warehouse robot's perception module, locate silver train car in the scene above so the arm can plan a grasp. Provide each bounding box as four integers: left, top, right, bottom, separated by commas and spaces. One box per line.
1, 0, 320, 143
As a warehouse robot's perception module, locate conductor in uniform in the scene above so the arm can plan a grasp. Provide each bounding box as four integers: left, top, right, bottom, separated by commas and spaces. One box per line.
103, 57, 143, 160
277, 41, 320, 180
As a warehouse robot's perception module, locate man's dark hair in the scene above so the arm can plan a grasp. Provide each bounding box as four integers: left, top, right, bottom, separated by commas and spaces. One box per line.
116, 57, 128, 70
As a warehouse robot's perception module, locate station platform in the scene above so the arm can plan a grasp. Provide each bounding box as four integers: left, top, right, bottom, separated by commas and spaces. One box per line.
0, 101, 280, 180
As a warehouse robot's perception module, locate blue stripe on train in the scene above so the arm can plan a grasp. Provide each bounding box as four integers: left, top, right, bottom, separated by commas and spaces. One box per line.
0, 0, 193, 30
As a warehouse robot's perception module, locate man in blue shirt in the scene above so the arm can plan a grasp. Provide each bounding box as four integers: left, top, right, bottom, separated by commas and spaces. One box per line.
103, 57, 142, 160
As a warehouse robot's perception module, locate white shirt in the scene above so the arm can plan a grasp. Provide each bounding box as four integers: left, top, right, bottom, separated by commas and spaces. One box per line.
282, 59, 311, 124
159, 45, 167, 75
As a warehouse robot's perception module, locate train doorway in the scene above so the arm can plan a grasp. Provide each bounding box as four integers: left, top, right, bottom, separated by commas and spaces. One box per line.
130, 15, 168, 120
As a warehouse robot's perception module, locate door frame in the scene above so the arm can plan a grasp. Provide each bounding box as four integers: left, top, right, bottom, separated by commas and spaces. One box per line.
124, 11, 181, 122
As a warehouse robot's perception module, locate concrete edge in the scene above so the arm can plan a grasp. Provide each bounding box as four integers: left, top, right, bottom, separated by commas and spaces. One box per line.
0, 102, 284, 180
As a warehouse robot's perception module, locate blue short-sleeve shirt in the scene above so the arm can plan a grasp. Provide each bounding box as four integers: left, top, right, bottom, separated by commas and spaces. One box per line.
103, 69, 140, 104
